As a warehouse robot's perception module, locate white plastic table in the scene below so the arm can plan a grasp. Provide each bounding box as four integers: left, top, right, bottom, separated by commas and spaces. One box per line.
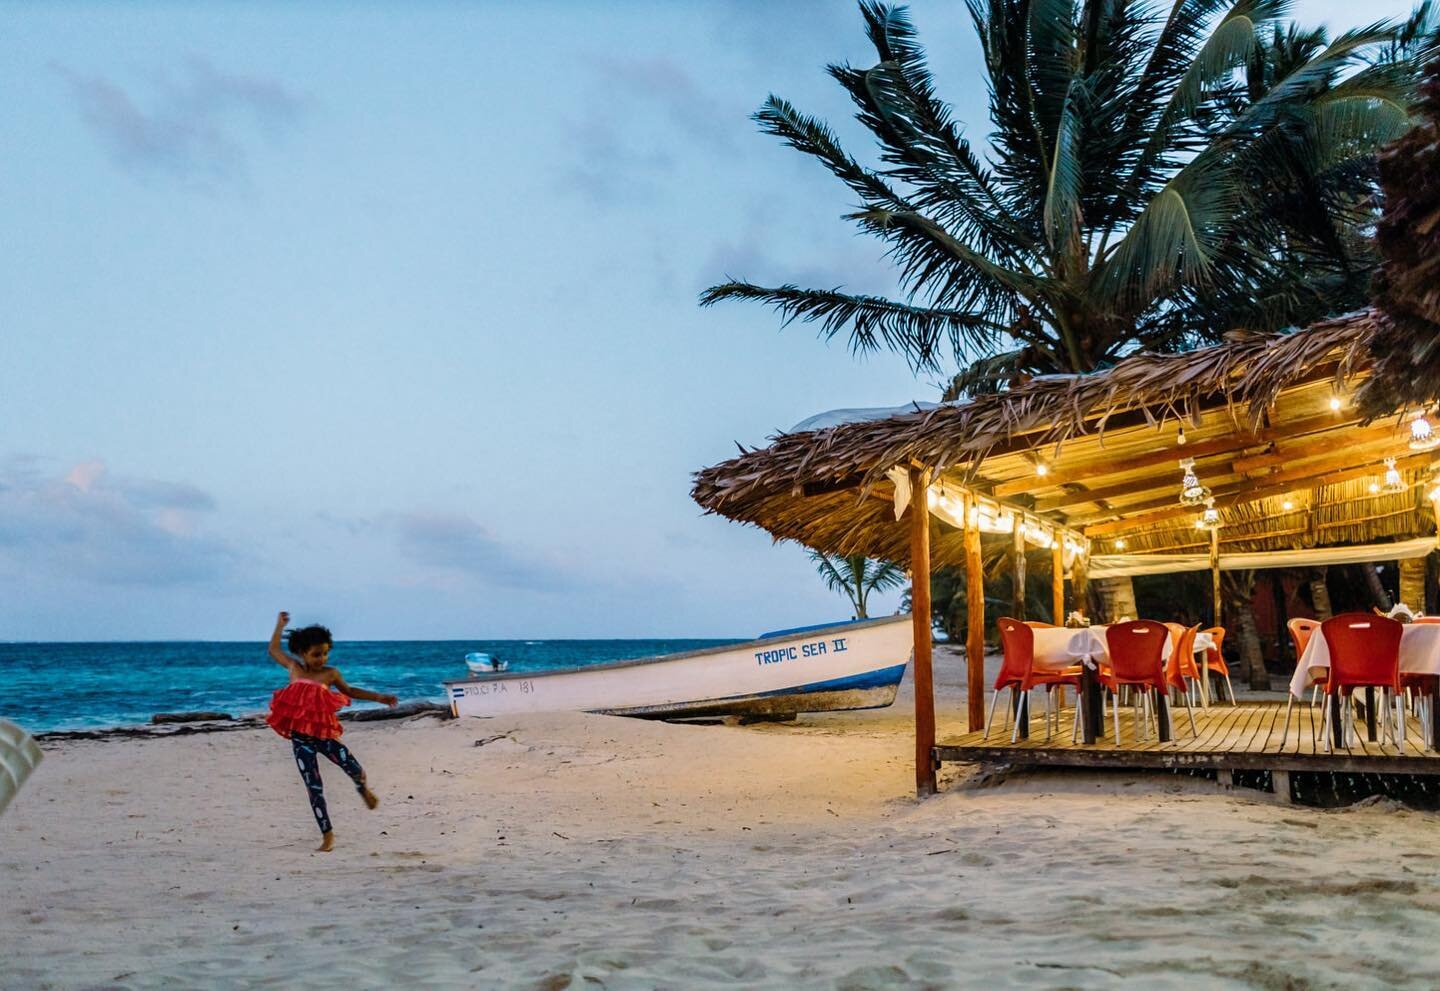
1288, 622, 1440, 697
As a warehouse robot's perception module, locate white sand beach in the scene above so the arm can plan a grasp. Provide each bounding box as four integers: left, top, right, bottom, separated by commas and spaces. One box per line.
4, 653, 1440, 990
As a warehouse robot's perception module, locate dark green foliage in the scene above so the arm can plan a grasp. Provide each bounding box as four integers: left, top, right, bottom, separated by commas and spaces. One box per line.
703, 1, 1437, 389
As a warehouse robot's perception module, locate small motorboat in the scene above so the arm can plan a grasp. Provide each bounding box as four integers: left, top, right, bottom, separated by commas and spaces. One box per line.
445, 615, 912, 720
465, 652, 509, 675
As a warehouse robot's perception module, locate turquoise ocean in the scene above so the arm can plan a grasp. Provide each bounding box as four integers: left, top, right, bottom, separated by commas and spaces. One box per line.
0, 639, 742, 733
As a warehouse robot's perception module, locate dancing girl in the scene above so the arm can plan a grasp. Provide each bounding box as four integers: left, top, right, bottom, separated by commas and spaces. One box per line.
266, 611, 397, 851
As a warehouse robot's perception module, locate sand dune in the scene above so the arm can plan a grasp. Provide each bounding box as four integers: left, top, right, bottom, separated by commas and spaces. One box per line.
4, 655, 1440, 989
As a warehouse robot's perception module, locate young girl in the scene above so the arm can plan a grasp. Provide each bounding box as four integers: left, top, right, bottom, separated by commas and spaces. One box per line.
266, 610, 398, 851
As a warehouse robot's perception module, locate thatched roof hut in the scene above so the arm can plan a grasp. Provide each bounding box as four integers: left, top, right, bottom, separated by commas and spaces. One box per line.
693, 309, 1434, 567
693, 308, 1440, 793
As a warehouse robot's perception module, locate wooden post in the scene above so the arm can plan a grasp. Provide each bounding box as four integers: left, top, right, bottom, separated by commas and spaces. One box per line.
1209, 527, 1222, 628
1012, 521, 1026, 620
1070, 547, 1089, 617
1206, 526, 1221, 707
964, 496, 986, 733
908, 466, 936, 798
1051, 538, 1065, 625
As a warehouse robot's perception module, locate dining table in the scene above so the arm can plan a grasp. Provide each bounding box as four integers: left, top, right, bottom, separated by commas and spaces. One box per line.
1024, 624, 1188, 743
1289, 621, 1440, 747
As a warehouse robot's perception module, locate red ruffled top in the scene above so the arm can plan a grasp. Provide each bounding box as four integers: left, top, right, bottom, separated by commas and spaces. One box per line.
267, 680, 350, 740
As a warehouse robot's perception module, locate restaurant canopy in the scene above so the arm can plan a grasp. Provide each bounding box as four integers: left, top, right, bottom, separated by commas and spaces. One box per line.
692, 308, 1440, 794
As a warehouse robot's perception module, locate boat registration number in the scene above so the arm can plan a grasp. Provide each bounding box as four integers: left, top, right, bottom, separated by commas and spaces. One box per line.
452, 680, 536, 698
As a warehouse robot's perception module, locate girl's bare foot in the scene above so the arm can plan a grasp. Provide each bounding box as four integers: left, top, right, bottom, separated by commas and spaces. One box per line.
361, 788, 379, 810
317, 831, 335, 852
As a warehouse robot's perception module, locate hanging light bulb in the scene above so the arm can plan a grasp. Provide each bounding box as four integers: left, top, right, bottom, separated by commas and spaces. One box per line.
1282, 499, 1294, 512
1176, 426, 1187, 446
1329, 395, 1343, 412
1035, 462, 1049, 477
1410, 411, 1439, 451
1178, 458, 1210, 506
1114, 538, 1127, 550
1369, 481, 1381, 495
1197, 498, 1221, 531
1382, 457, 1406, 494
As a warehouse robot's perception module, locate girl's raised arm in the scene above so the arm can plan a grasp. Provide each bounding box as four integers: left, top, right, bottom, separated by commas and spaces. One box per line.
268, 611, 299, 672
332, 675, 398, 707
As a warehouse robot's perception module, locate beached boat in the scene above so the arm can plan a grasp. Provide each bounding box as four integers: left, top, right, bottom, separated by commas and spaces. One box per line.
444, 615, 912, 720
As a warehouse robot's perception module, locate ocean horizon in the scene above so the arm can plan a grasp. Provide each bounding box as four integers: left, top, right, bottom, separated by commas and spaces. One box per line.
0, 638, 744, 733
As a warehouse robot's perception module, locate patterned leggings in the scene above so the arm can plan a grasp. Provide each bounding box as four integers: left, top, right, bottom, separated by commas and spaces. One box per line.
291, 732, 366, 834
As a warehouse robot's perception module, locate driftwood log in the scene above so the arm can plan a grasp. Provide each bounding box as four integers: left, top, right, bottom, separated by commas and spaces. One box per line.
151, 711, 233, 724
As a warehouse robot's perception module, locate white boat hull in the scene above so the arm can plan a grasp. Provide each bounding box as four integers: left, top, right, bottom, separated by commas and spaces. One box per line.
444, 615, 913, 720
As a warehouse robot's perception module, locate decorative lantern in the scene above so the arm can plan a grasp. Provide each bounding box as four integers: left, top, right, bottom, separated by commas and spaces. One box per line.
1178, 458, 1209, 506
1382, 457, 1406, 494
1410, 412, 1439, 451
1195, 498, 1220, 531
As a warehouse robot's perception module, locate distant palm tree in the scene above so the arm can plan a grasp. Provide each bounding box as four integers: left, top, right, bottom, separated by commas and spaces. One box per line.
809, 550, 907, 619
703, 1, 1435, 390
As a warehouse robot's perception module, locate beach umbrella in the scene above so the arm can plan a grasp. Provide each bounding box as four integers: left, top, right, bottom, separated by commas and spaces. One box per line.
0, 718, 42, 818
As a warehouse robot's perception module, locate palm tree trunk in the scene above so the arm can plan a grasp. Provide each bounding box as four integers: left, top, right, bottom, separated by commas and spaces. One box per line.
1094, 576, 1137, 623
1308, 568, 1333, 620
1399, 557, 1426, 612
1361, 563, 1392, 610
1224, 570, 1268, 691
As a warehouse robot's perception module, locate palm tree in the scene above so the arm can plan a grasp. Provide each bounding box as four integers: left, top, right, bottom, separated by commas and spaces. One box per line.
809, 550, 907, 619
702, 1, 1434, 390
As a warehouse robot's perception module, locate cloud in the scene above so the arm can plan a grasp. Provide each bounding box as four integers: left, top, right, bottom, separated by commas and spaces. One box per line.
562, 54, 738, 205
0, 457, 237, 586
54, 55, 303, 189
387, 511, 577, 593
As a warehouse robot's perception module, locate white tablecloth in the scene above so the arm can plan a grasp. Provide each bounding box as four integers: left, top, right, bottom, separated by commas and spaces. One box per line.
1288, 622, 1440, 698
1032, 625, 1176, 673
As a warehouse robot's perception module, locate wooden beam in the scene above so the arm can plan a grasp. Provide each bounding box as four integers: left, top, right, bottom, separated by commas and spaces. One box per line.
909, 467, 936, 798
1082, 452, 1435, 536
1052, 540, 1064, 625
964, 495, 986, 733
990, 410, 1364, 498
1035, 429, 1407, 513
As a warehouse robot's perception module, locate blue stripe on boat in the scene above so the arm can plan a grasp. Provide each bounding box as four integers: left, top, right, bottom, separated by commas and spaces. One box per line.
756, 663, 907, 698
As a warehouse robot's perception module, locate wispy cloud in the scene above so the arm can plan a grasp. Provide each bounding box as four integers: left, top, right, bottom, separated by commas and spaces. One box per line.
54, 55, 304, 190
563, 54, 737, 205
387, 511, 577, 593
0, 457, 237, 586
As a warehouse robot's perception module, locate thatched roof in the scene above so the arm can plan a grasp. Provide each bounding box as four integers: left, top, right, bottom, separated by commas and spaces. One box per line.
693, 309, 1437, 567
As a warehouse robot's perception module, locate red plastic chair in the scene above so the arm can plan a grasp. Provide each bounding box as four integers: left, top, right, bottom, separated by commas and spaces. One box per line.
1102, 621, 1188, 742
990, 618, 1082, 742
1280, 618, 1325, 750
1319, 613, 1405, 753
1201, 627, 1235, 705
1162, 625, 1202, 735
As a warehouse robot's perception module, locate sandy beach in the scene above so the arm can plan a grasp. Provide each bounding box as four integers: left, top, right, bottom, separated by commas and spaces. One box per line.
4, 652, 1440, 990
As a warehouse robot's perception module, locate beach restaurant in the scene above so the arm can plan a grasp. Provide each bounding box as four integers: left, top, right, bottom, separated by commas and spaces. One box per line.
693, 309, 1440, 797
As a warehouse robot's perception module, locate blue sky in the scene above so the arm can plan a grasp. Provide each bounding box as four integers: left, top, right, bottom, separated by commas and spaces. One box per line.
0, 1, 1408, 640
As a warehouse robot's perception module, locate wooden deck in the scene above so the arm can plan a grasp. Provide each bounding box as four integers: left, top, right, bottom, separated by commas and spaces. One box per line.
934, 701, 1440, 775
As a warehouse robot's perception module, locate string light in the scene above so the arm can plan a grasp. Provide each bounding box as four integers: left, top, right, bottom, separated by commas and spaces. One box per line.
1178, 458, 1210, 506
1410, 411, 1439, 451
1382, 457, 1406, 495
